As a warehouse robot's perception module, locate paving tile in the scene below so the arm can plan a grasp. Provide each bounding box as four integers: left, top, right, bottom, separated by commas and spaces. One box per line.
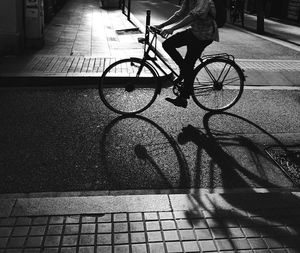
97, 234, 111, 245
79, 234, 95, 245
114, 223, 128, 233
97, 214, 112, 223
113, 213, 127, 222
0, 218, 16, 227
0, 227, 12, 237
62, 235, 78, 246
78, 247, 94, 253
114, 233, 129, 244
114, 245, 129, 253
81, 224, 96, 234
147, 231, 162, 242
132, 244, 147, 253
163, 230, 180, 241
263, 237, 284, 249
26, 236, 43, 247
7, 237, 26, 248
248, 238, 268, 249
180, 229, 196, 240
176, 219, 193, 229
50, 216, 65, 224
216, 238, 236, 251
145, 212, 158, 221
161, 220, 176, 230
64, 224, 79, 234
199, 240, 218, 252
12, 226, 30, 236
191, 218, 209, 229
0, 238, 8, 248
43, 248, 60, 253
166, 241, 183, 252
30, 225, 46, 236
195, 229, 213, 240
182, 241, 200, 252
231, 238, 252, 250
129, 222, 144, 232
23, 249, 41, 253
98, 223, 112, 233
59, 247, 76, 253
96, 246, 112, 253
173, 211, 187, 219
44, 235, 61, 247
159, 212, 173, 220
149, 242, 165, 253
146, 221, 160, 231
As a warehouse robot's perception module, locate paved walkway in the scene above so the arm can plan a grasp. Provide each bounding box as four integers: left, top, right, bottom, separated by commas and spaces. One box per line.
1, 190, 300, 252
0, 0, 300, 87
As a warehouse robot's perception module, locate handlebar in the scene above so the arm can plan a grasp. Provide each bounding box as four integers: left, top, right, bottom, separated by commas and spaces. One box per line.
148, 25, 168, 38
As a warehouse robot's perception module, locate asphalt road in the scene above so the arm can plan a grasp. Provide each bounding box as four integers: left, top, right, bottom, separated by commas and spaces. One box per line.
0, 87, 299, 194
130, 0, 300, 60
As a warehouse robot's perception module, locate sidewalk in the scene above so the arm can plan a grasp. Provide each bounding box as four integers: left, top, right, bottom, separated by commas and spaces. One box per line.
0, 0, 300, 87
239, 13, 300, 46
1, 190, 300, 252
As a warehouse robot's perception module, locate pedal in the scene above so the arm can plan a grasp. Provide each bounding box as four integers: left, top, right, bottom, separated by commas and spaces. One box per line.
138, 37, 146, 44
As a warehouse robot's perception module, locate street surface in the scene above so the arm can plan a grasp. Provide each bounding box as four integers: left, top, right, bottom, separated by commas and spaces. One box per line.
0, 87, 299, 193
0, 0, 299, 194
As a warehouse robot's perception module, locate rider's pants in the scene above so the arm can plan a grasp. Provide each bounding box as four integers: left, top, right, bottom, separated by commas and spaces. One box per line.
162, 29, 212, 99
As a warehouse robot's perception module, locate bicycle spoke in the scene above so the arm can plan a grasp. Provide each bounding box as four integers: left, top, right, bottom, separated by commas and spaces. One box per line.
99, 58, 159, 114
192, 58, 244, 111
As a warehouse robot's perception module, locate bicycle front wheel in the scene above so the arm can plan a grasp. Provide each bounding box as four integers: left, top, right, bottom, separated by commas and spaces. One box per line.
192, 57, 244, 112
99, 58, 159, 115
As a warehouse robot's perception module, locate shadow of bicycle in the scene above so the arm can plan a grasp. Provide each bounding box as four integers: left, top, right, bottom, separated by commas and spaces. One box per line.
100, 114, 191, 190
176, 111, 300, 251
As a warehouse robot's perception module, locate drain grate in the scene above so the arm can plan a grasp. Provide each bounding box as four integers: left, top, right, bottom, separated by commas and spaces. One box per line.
266, 146, 300, 187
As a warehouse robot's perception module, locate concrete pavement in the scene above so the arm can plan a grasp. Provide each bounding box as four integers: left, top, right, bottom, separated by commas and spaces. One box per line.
0, 0, 300, 252
1, 190, 300, 252
0, 0, 300, 87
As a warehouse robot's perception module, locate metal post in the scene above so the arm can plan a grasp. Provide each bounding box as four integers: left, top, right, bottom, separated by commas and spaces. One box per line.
127, 0, 131, 21
145, 10, 151, 44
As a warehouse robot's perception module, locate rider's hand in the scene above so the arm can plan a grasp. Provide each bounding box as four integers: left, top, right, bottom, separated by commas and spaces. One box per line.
154, 24, 164, 29
161, 28, 174, 38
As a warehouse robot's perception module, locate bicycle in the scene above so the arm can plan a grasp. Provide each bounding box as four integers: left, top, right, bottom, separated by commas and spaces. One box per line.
229, 0, 245, 27
99, 11, 246, 115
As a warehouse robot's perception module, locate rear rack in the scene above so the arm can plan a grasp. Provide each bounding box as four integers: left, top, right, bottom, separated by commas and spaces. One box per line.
201, 53, 235, 61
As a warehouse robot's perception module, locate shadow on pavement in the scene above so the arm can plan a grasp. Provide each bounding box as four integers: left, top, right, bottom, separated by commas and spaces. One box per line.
178, 111, 300, 251
100, 114, 191, 190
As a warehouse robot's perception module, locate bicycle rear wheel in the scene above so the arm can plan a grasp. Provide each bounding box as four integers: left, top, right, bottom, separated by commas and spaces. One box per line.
192, 57, 244, 112
99, 58, 160, 115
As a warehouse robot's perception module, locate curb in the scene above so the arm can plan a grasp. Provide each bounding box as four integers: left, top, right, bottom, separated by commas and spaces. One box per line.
1, 190, 300, 217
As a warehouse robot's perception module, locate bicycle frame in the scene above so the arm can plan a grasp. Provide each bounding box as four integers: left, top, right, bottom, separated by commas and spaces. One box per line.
138, 25, 179, 81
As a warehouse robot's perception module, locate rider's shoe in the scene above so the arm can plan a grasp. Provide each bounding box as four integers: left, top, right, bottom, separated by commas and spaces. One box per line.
173, 75, 184, 84
165, 96, 188, 108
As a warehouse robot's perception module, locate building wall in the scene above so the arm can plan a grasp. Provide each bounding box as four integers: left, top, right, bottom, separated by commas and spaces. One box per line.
0, 0, 24, 55
245, 0, 300, 24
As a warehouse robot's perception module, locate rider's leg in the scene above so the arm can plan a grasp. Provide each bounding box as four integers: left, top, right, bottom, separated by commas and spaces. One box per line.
180, 38, 212, 99
162, 30, 190, 76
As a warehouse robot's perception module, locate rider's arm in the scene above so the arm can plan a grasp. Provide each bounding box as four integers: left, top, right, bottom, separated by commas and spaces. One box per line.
160, 0, 211, 36
169, 14, 194, 31
157, 0, 189, 28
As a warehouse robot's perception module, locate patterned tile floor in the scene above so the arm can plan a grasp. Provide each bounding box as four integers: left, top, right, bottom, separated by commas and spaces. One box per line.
1, 209, 300, 252
23, 56, 300, 74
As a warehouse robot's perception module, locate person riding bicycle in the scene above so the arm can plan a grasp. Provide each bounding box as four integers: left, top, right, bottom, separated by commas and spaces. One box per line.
155, 0, 219, 108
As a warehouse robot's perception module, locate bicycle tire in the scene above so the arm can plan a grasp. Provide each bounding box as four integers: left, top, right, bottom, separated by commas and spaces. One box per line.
192, 57, 244, 112
99, 58, 160, 115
